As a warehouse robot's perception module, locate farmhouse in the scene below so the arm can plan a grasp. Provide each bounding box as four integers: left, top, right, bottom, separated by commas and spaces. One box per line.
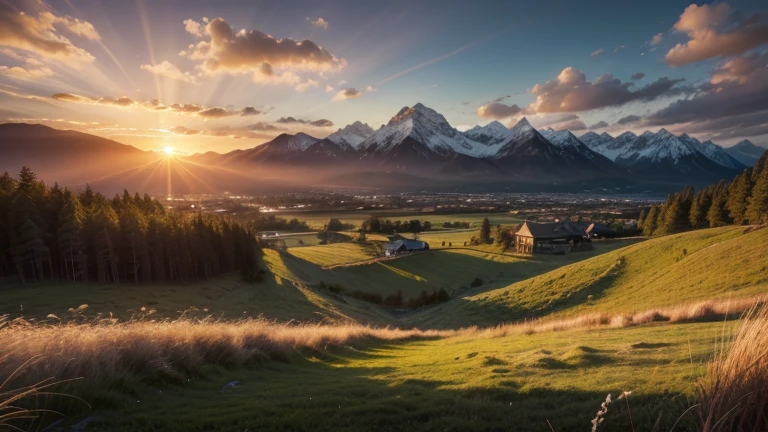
515, 221, 588, 254
383, 239, 430, 256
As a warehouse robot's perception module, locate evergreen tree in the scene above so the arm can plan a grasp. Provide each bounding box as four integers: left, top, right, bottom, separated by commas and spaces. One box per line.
58, 191, 89, 281
642, 205, 659, 235
707, 181, 730, 228
480, 217, 492, 243
689, 187, 713, 229
746, 165, 768, 224
727, 170, 753, 225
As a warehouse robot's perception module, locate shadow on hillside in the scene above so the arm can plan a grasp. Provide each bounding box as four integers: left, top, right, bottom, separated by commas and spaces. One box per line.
79, 344, 695, 432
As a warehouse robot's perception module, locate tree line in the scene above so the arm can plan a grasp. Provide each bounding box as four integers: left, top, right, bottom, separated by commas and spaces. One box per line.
361, 217, 433, 235
638, 152, 768, 236
0, 167, 261, 284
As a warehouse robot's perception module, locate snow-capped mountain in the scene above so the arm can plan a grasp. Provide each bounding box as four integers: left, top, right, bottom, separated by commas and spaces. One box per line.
579, 132, 616, 154
588, 128, 739, 181
678, 135, 746, 170
236, 132, 355, 165
463, 121, 513, 147
326, 121, 374, 148
725, 140, 767, 167
358, 103, 496, 159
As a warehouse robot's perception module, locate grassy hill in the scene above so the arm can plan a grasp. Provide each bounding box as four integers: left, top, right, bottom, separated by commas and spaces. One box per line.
411, 226, 768, 328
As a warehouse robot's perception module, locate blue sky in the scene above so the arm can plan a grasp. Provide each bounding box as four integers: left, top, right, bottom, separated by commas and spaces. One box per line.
1, 0, 767, 152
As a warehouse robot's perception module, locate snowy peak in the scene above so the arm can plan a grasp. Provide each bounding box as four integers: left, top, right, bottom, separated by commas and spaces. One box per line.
272, 132, 320, 152
327, 121, 374, 147
359, 103, 496, 157
463, 120, 512, 146
541, 129, 582, 148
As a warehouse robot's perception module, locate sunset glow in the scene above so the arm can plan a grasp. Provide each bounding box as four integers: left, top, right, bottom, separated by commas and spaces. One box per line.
0, 0, 765, 156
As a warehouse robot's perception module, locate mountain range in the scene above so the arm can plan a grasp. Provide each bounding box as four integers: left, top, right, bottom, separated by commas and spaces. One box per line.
1, 103, 765, 194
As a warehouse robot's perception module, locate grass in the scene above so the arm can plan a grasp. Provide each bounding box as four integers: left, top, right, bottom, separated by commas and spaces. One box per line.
288, 243, 377, 267
696, 304, 768, 431
14, 319, 737, 432
411, 226, 768, 328
274, 211, 523, 231
2, 225, 766, 430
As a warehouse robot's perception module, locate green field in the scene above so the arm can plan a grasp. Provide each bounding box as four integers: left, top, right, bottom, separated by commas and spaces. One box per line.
274, 211, 523, 230
72, 321, 729, 431
410, 226, 768, 328
2, 226, 767, 431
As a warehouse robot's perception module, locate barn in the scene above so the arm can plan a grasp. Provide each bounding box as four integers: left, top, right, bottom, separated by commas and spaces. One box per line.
383, 239, 430, 256
514, 221, 586, 254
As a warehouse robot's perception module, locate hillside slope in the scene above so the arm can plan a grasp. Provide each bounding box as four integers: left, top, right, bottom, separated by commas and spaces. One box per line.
411, 226, 768, 328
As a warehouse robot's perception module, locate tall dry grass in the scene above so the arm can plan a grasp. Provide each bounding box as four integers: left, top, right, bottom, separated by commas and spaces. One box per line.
0, 294, 764, 429
696, 304, 768, 431
476, 295, 767, 338
0, 318, 458, 394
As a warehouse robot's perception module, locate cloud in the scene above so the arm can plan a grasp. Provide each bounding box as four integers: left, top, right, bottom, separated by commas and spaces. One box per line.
528, 66, 688, 113
631, 72, 645, 81
141, 61, 198, 84
493, 94, 512, 103
589, 120, 609, 129
276, 117, 333, 127
240, 106, 261, 116
184, 19, 203, 37
647, 52, 768, 126
169, 126, 200, 135
643, 52, 768, 140
710, 52, 766, 85
325, 85, 334, 92
591, 48, 604, 56
52, 93, 135, 106
51, 92, 83, 102
0, 2, 99, 63
251, 63, 320, 91
476, 102, 525, 120
617, 114, 642, 125
198, 107, 231, 118
332, 87, 363, 101
51, 92, 262, 119
557, 119, 588, 131
651, 33, 664, 45
167, 124, 274, 140
308, 17, 329, 30
613, 45, 625, 53
294, 79, 319, 92
664, 3, 768, 66
0, 65, 54, 80
247, 122, 279, 131
181, 17, 345, 77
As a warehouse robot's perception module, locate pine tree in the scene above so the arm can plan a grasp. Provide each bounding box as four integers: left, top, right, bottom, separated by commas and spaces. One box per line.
746, 165, 768, 224
58, 191, 88, 281
642, 205, 659, 235
727, 170, 753, 225
689, 187, 713, 229
708, 181, 730, 228
480, 217, 491, 243
658, 192, 691, 235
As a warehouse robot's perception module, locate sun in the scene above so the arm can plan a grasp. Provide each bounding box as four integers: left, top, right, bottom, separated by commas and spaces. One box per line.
163, 146, 174, 156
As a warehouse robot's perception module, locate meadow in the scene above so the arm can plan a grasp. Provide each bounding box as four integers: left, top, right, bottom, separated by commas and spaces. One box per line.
273, 210, 524, 231
1, 225, 767, 431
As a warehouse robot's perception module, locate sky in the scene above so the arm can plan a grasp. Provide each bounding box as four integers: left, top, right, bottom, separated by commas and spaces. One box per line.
1, 0, 767, 154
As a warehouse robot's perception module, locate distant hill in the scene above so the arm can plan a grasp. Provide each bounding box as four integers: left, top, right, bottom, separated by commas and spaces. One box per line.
410, 226, 768, 328
0, 123, 155, 189
0, 113, 753, 193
